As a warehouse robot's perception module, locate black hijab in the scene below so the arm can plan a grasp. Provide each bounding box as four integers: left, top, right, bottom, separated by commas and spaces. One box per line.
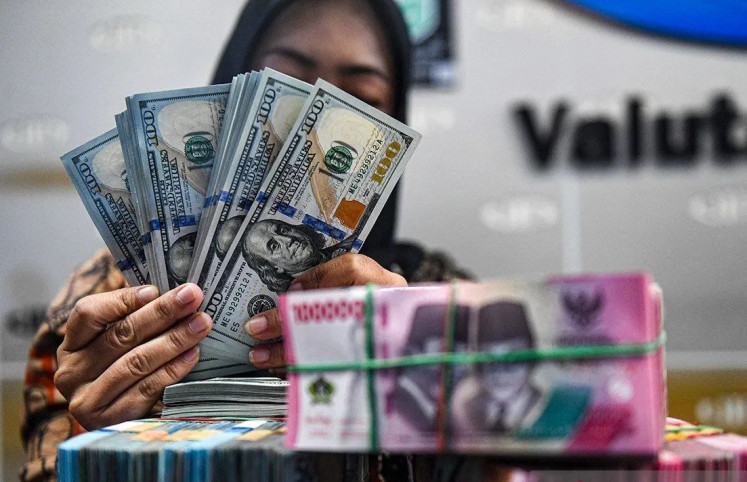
212, 0, 412, 262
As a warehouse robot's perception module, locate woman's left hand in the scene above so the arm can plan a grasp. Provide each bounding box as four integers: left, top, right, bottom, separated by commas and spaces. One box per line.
244, 253, 407, 368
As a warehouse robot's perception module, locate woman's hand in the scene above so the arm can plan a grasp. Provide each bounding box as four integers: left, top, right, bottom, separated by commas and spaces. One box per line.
54, 283, 211, 430
244, 253, 406, 368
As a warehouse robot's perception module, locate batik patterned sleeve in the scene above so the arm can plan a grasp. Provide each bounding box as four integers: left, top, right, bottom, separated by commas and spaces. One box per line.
19, 249, 126, 482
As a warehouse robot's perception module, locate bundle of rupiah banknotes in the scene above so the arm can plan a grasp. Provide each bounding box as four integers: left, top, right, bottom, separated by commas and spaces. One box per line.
281, 273, 666, 457
56, 418, 371, 482
62, 68, 421, 379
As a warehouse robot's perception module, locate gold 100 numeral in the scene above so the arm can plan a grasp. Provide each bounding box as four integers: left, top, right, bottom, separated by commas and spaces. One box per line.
370, 142, 401, 184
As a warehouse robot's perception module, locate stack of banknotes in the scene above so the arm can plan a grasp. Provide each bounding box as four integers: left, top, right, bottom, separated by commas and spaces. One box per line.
656, 418, 747, 474
57, 417, 747, 482
418, 418, 747, 481
57, 418, 371, 482
61, 68, 421, 378
280, 273, 666, 457
162, 377, 288, 418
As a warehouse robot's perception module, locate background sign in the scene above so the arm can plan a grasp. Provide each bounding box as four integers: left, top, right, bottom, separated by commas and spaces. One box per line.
565, 0, 747, 46
396, 0, 455, 87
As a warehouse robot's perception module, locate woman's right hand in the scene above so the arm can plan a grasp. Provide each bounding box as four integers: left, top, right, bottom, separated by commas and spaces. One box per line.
54, 283, 211, 430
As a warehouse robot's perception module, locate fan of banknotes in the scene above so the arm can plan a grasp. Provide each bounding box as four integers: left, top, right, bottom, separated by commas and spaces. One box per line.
61, 69, 421, 379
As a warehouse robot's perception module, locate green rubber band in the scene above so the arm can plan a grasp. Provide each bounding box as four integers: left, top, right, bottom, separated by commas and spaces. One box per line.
287, 332, 666, 374
667, 425, 723, 434
437, 280, 459, 450
364, 284, 379, 451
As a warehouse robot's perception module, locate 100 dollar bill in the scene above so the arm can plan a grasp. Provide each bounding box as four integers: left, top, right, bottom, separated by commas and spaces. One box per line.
183, 357, 253, 381
189, 69, 312, 289
61, 128, 149, 287
199, 79, 422, 361
195, 73, 258, 256
127, 84, 230, 291
117, 112, 160, 286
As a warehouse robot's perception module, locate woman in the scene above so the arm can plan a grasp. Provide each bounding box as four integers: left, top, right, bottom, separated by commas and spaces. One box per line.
20, 1, 467, 480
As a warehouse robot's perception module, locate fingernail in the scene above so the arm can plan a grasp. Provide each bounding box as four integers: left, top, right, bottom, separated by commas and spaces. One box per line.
176, 284, 198, 305
247, 316, 268, 336
189, 313, 211, 333
250, 347, 270, 364
137, 285, 159, 304
288, 279, 303, 291
182, 347, 199, 362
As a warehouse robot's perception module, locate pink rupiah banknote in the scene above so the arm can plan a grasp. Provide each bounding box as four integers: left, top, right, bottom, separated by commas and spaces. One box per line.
280, 273, 665, 459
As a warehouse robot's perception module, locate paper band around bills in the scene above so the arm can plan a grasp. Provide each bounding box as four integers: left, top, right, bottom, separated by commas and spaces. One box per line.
667, 425, 723, 434
286, 280, 666, 451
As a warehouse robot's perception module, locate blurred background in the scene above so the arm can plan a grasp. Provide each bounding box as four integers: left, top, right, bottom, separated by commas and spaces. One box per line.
1, 0, 746, 478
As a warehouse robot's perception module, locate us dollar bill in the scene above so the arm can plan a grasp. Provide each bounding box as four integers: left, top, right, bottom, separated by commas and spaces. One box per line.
199, 79, 421, 361
192, 72, 259, 276
202, 74, 249, 210
189, 69, 312, 289
127, 84, 230, 291
116, 112, 159, 285
196, 73, 259, 251
183, 356, 253, 381
61, 128, 149, 287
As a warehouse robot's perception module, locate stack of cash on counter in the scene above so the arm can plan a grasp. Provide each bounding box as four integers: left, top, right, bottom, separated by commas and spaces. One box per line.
413, 418, 747, 480
280, 273, 666, 457
57, 418, 747, 481
57, 418, 370, 482
61, 68, 421, 378
162, 378, 288, 418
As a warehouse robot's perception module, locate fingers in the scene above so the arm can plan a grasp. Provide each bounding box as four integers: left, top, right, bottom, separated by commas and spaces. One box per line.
72, 346, 201, 430
243, 254, 406, 370
249, 341, 285, 369
62, 285, 160, 352
59, 284, 204, 384
124, 283, 204, 340
290, 253, 407, 291
245, 308, 282, 341
82, 312, 212, 409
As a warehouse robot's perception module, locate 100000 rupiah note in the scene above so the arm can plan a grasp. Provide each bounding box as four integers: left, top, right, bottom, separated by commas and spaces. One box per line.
199, 79, 422, 362
61, 128, 149, 287
281, 275, 665, 457
128, 84, 230, 291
